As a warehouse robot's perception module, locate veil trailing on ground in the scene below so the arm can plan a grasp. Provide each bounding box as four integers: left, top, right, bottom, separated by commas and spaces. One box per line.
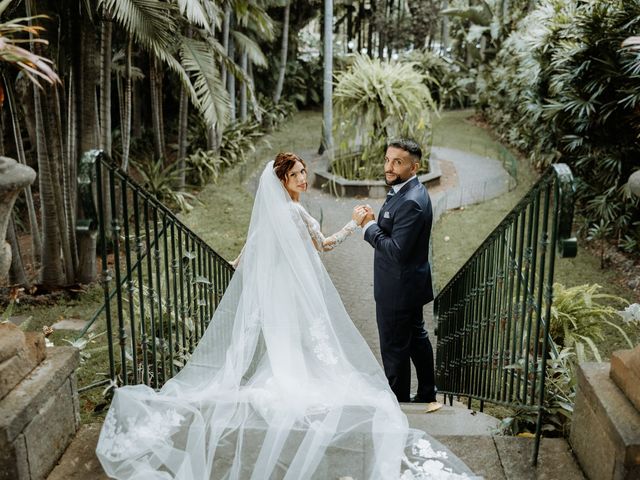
96, 161, 478, 479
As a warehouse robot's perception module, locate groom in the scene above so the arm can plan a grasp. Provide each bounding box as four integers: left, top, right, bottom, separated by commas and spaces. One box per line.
355, 139, 440, 409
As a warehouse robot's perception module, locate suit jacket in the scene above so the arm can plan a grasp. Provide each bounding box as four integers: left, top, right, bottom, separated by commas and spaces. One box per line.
364, 177, 434, 309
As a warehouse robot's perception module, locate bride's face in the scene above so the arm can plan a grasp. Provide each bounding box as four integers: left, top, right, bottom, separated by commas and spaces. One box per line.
283, 161, 308, 196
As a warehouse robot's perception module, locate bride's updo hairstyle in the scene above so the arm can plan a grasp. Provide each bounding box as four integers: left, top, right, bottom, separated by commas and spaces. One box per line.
273, 152, 306, 182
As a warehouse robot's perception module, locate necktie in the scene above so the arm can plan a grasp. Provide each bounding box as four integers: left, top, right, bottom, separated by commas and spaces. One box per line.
386, 189, 395, 201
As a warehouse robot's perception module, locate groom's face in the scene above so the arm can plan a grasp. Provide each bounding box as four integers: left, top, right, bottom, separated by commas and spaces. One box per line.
383, 146, 418, 186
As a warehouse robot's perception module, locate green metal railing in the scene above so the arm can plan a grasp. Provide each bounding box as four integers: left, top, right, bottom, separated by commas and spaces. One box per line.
77, 150, 234, 393
434, 163, 577, 465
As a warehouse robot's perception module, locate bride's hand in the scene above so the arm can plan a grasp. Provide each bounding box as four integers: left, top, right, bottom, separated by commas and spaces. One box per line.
352, 205, 367, 225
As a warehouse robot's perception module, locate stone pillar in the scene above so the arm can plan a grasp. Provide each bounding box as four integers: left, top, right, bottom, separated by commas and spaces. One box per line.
0, 323, 80, 480
0, 157, 37, 279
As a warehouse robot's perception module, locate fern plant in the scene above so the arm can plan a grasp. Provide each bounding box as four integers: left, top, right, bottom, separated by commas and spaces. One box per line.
332, 54, 437, 180
550, 283, 632, 362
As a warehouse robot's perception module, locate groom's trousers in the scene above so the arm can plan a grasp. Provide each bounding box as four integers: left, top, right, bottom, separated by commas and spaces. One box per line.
375, 303, 437, 403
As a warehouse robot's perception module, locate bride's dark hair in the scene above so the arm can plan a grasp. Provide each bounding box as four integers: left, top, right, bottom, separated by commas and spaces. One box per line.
273, 152, 306, 182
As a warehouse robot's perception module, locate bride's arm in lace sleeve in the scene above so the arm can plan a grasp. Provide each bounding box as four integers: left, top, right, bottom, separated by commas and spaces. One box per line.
230, 244, 244, 269
299, 206, 365, 252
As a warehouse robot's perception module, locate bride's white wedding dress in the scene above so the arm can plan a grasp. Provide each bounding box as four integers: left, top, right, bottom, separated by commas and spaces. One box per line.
96, 161, 479, 479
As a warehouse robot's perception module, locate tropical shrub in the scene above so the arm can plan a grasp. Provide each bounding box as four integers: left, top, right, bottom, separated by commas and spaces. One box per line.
403, 49, 474, 109
499, 282, 635, 437
550, 283, 632, 362
477, 0, 640, 248
258, 96, 296, 131
131, 158, 197, 213
332, 54, 437, 180
185, 120, 269, 186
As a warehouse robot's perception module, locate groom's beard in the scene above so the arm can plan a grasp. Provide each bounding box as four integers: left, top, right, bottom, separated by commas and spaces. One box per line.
385, 174, 410, 186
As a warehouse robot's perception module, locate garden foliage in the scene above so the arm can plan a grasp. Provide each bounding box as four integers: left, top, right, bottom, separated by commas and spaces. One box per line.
477, 0, 640, 248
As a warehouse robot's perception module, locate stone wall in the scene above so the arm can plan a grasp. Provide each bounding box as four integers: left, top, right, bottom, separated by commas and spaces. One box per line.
0, 323, 80, 480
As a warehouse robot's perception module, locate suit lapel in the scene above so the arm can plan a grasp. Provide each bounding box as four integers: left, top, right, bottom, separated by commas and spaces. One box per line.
379, 177, 419, 221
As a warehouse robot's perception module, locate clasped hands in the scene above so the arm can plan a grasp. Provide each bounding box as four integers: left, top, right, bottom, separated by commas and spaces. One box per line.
352, 204, 375, 227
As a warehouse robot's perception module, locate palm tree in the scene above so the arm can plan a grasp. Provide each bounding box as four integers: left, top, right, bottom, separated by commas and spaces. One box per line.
0, 4, 59, 284
273, 0, 290, 104
321, 0, 333, 156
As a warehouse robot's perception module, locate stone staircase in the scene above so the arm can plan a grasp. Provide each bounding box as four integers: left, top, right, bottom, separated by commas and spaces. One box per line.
0, 323, 80, 480
46, 395, 585, 480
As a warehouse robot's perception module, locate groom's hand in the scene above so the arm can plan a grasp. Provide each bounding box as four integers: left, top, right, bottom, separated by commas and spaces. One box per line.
362, 206, 375, 225
352, 205, 368, 225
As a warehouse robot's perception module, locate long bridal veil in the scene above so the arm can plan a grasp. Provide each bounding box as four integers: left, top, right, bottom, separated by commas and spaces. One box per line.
96, 161, 478, 479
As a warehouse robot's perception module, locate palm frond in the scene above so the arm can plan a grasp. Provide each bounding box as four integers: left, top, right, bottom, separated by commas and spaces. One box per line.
176, 0, 211, 30
179, 36, 229, 127
100, 0, 178, 56
231, 30, 266, 67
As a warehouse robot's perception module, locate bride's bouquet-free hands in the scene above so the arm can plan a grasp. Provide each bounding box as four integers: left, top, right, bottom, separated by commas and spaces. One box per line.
353, 205, 375, 227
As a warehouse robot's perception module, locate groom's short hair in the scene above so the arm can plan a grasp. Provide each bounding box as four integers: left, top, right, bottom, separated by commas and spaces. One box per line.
387, 139, 422, 163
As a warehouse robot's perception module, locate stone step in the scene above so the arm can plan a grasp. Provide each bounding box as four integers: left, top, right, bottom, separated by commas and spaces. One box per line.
401, 398, 500, 437
49, 411, 585, 480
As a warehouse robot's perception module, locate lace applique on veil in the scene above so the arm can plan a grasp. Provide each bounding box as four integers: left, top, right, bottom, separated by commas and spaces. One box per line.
309, 315, 338, 365
100, 408, 185, 460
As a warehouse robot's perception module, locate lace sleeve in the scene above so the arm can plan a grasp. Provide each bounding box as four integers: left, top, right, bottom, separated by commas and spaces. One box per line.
230, 243, 245, 269
297, 204, 359, 252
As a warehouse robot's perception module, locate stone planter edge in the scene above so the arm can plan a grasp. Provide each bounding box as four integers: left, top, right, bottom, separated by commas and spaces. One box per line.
312, 152, 442, 199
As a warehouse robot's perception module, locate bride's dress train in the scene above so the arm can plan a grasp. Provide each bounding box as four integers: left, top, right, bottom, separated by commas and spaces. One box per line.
96, 161, 479, 479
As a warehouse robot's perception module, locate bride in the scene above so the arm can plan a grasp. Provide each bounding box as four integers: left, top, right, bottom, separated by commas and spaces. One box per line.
96, 153, 479, 479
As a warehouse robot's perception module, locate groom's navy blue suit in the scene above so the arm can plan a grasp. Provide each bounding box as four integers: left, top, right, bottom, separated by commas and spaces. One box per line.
364, 176, 436, 402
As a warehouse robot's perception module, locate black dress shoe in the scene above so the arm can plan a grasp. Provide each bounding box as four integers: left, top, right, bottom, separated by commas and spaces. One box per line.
410, 395, 436, 403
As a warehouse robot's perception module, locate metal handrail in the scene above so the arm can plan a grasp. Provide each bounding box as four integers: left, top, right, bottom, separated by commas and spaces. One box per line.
79, 150, 234, 392
434, 163, 577, 465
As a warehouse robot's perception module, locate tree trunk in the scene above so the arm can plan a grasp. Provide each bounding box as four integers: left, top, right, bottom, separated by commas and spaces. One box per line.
346, 4, 353, 53
273, 0, 290, 104
76, 12, 100, 284
97, 11, 113, 251
33, 86, 65, 286
99, 14, 113, 157
222, 4, 231, 90
7, 216, 30, 287
368, 1, 375, 56
25, 0, 64, 286
132, 80, 142, 140
150, 55, 167, 160
65, 69, 78, 262
240, 51, 248, 122
356, 1, 363, 52
5, 77, 42, 261
442, 0, 450, 52
177, 85, 189, 187
121, 36, 133, 172
47, 87, 76, 284
377, 0, 385, 59
320, 0, 334, 155
227, 32, 236, 123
